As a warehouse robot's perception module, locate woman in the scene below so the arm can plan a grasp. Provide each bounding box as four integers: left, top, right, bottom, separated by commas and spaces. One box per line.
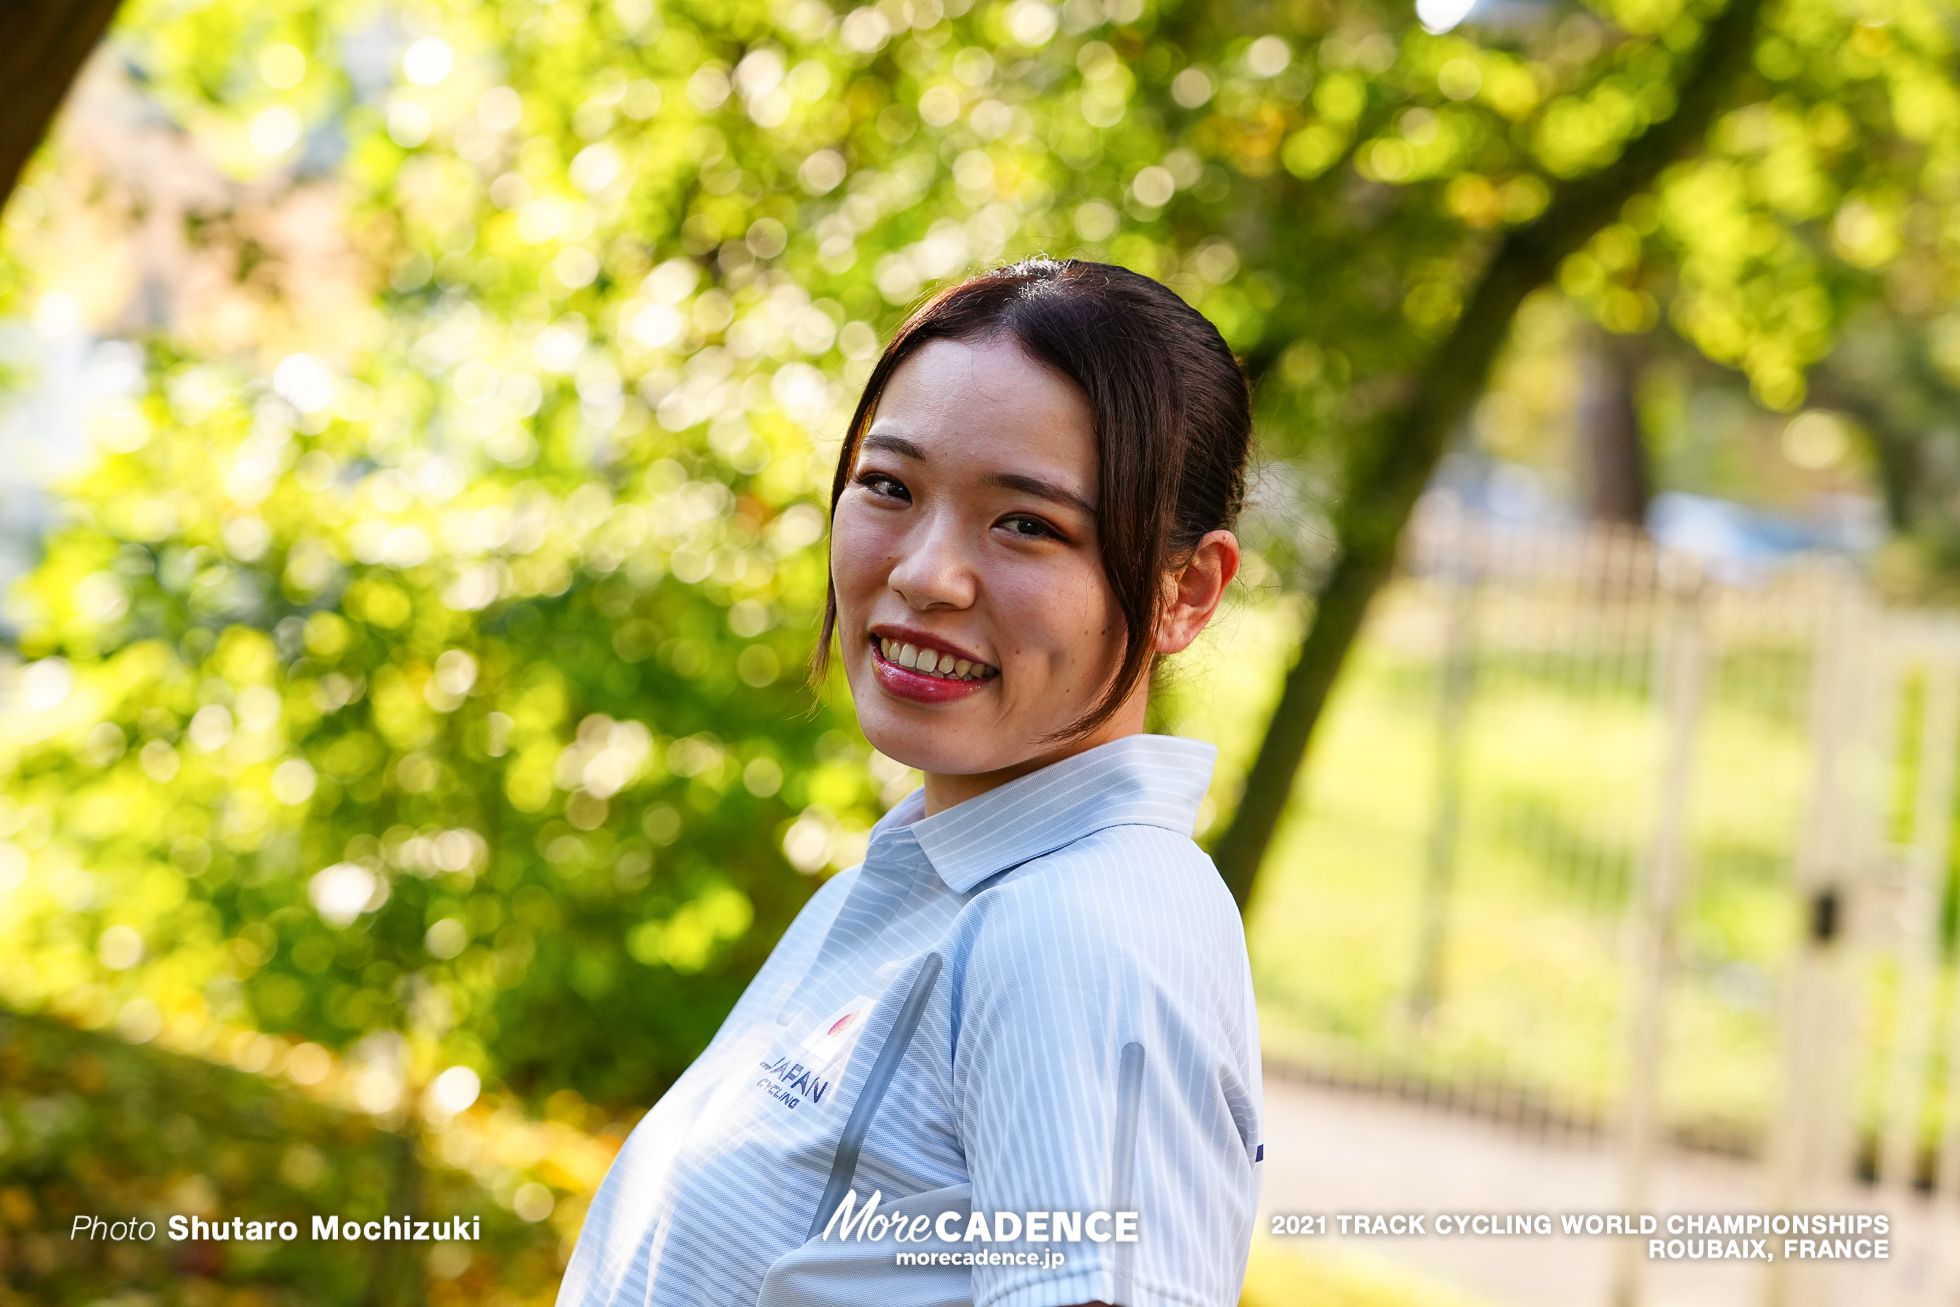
560, 259, 1262, 1307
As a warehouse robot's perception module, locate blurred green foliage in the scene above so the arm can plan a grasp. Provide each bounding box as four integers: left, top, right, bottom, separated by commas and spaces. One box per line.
0, 1011, 561, 1304
3, 0, 1960, 1296
1238, 1237, 1503, 1307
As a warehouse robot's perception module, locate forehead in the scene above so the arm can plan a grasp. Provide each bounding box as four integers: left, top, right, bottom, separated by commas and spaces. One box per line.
865, 336, 1096, 472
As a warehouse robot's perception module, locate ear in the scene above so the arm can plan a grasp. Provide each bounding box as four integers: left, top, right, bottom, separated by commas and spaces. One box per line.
1154, 530, 1240, 656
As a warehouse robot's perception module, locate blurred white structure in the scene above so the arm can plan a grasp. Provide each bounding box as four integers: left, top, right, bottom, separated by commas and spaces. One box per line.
1275, 498, 1960, 1307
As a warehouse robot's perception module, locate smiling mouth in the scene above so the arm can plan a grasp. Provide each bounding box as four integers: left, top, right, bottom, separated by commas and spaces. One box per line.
872, 636, 999, 682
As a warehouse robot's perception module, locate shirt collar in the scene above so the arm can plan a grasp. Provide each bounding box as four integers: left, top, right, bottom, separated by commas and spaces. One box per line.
869, 734, 1217, 894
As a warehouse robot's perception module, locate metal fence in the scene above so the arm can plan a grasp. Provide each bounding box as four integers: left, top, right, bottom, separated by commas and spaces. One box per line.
1250, 495, 1960, 1303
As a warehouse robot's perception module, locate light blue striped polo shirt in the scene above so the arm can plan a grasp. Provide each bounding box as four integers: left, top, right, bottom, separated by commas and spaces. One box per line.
557, 733, 1263, 1307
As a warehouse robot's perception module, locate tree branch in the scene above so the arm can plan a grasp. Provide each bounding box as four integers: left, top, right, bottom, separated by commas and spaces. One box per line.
1209, 0, 1769, 910
0, 0, 124, 208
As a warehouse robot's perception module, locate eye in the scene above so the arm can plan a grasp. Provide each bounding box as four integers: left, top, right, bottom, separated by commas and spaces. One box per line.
997, 513, 1060, 541
854, 471, 910, 502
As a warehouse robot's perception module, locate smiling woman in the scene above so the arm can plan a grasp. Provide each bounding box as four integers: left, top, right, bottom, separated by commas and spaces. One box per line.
820, 261, 1249, 768
559, 261, 1262, 1307
834, 333, 1139, 798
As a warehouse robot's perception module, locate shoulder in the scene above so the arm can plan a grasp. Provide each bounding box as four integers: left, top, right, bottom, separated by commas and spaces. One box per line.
986, 823, 1239, 939
948, 824, 1247, 995
942, 825, 1260, 1100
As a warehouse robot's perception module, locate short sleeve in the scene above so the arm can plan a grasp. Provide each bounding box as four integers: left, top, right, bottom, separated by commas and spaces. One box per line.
946, 828, 1262, 1307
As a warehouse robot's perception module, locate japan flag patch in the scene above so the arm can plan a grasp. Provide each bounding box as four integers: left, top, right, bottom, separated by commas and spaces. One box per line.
801, 996, 876, 1066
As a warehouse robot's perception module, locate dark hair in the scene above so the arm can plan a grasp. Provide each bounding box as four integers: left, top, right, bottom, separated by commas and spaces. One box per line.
815, 257, 1252, 738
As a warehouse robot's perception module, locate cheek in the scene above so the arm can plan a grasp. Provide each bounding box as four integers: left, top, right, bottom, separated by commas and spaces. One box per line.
991, 558, 1123, 657
828, 505, 891, 609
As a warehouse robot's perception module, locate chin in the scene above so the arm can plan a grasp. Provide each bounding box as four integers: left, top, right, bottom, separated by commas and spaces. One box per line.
858, 712, 982, 777
850, 696, 999, 781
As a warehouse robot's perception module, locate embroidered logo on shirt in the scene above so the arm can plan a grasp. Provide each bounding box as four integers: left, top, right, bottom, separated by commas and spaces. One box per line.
756, 1055, 831, 1110
752, 996, 876, 1112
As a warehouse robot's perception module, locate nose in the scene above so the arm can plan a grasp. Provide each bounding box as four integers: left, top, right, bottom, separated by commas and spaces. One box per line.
887, 511, 977, 611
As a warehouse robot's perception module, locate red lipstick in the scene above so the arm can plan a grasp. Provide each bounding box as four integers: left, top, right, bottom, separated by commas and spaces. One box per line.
868, 637, 993, 704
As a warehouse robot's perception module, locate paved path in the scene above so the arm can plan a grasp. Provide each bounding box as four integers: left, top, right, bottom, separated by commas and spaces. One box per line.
1257, 1074, 1959, 1307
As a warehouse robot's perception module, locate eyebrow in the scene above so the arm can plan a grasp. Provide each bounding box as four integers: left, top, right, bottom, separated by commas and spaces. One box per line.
859, 432, 1096, 516
988, 472, 1096, 516
861, 432, 926, 460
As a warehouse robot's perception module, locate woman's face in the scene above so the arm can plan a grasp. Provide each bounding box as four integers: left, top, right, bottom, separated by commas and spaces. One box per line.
829, 335, 1134, 801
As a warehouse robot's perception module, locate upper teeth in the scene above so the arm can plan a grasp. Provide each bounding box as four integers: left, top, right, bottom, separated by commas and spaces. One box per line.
879, 638, 996, 681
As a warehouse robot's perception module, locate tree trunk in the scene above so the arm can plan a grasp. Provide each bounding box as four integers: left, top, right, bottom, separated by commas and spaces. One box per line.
1580, 331, 1653, 528
1806, 360, 1923, 535
1211, 0, 1769, 911
0, 0, 123, 207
